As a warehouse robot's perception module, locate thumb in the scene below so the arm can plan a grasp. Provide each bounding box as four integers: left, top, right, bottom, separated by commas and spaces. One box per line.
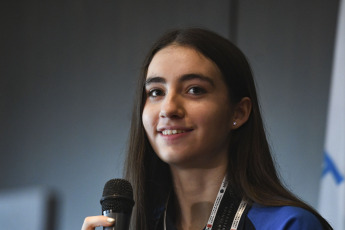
81, 216, 115, 230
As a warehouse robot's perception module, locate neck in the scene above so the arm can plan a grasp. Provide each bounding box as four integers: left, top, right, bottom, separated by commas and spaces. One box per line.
169, 165, 227, 230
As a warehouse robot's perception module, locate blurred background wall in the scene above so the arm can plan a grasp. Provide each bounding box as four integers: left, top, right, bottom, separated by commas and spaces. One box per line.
0, 0, 339, 229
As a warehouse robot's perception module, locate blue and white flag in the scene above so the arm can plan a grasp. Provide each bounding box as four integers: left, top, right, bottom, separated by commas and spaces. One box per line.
318, 0, 345, 229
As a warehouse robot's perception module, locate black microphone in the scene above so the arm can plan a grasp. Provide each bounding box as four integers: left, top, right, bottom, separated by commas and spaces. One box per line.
100, 179, 135, 230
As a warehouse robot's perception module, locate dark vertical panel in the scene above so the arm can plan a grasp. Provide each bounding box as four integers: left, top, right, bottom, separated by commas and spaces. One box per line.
229, 0, 239, 43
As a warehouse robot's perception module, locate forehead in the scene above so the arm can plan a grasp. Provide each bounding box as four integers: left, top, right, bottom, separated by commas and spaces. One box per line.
147, 45, 223, 79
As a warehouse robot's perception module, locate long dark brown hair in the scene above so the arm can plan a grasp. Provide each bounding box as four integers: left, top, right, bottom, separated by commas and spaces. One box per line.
124, 28, 332, 229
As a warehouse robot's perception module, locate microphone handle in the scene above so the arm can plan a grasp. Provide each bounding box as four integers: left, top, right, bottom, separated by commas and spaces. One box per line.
103, 211, 131, 230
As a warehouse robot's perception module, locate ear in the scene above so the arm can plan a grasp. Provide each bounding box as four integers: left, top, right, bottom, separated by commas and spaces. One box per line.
231, 97, 252, 130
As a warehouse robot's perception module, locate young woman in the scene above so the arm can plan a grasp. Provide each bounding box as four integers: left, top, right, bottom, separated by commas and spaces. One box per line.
82, 28, 332, 230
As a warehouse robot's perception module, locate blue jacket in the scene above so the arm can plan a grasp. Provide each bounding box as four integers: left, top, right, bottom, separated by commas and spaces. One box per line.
243, 204, 323, 229
155, 201, 324, 229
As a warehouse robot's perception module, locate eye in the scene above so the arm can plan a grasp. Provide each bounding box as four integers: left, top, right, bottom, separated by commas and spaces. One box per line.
187, 86, 206, 95
148, 88, 165, 97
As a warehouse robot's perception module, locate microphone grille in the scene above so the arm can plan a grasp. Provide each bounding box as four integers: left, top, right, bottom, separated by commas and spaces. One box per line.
100, 179, 134, 213
102, 179, 133, 198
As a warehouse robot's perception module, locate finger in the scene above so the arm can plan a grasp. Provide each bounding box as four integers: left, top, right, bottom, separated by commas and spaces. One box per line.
81, 216, 115, 230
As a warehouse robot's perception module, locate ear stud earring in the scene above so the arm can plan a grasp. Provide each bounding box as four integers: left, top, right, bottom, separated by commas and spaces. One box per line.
233, 121, 237, 126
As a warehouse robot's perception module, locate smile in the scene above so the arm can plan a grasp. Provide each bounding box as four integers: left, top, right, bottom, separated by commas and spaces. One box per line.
161, 130, 186, 135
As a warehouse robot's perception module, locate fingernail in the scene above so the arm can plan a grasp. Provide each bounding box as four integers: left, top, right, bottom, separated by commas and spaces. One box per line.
107, 218, 115, 223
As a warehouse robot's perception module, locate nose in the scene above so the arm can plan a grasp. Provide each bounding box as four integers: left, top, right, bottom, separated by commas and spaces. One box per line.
159, 92, 185, 118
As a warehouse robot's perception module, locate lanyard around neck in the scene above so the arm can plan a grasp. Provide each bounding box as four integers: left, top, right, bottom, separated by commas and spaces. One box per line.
164, 176, 248, 230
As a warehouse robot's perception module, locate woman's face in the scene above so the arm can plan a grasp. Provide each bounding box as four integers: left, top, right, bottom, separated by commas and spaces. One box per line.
142, 45, 234, 169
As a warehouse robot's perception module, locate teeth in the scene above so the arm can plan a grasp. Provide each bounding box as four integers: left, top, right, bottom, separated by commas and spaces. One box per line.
162, 130, 186, 135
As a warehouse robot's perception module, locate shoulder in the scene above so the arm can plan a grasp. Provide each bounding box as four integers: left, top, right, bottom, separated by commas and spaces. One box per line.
245, 203, 323, 230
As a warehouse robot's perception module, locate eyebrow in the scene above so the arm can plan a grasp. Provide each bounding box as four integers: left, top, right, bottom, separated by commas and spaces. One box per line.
145, 74, 215, 87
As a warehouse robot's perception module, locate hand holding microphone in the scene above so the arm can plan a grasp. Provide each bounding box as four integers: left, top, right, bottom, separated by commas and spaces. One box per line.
81, 179, 134, 230
100, 179, 134, 230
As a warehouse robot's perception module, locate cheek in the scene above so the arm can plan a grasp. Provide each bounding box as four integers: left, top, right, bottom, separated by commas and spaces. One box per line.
199, 105, 232, 130
142, 107, 155, 136
142, 109, 150, 132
